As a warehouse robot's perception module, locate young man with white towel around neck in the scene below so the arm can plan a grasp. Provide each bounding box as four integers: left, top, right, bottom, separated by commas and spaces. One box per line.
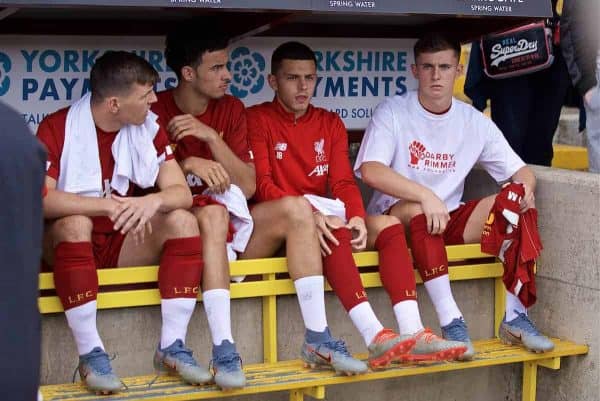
37, 51, 214, 394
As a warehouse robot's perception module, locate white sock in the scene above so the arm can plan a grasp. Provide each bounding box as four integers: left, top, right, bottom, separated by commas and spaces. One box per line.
294, 275, 328, 332
160, 298, 196, 349
424, 275, 462, 327
65, 301, 104, 355
348, 302, 384, 346
393, 300, 425, 335
505, 290, 527, 321
203, 289, 234, 345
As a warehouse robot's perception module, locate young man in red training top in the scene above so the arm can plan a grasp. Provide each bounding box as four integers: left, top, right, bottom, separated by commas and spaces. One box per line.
151, 28, 250, 389
355, 32, 554, 358
37, 51, 213, 394
247, 41, 467, 365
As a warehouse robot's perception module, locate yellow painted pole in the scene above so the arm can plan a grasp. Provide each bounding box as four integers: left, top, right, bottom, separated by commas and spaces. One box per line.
522, 362, 538, 401
262, 273, 278, 363
289, 389, 304, 401
494, 277, 506, 337
304, 386, 326, 399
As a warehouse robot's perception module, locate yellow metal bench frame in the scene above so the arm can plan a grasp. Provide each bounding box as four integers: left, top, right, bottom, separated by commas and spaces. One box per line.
38, 244, 588, 401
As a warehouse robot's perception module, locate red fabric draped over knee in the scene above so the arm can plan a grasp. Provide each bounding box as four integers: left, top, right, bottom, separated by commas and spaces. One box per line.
53, 241, 98, 311
322, 227, 368, 311
374, 223, 417, 305
159, 236, 203, 299
409, 214, 449, 282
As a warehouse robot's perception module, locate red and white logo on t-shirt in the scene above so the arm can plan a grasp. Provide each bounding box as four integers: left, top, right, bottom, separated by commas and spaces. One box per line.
409, 140, 426, 165
408, 140, 456, 174
314, 138, 326, 162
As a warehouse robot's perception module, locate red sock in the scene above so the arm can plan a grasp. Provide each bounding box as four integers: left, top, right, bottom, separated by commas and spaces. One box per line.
409, 214, 449, 282
374, 224, 417, 305
323, 228, 368, 311
53, 242, 98, 311
159, 236, 203, 299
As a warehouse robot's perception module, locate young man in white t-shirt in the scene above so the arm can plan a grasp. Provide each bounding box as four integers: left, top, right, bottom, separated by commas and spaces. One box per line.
354, 33, 554, 358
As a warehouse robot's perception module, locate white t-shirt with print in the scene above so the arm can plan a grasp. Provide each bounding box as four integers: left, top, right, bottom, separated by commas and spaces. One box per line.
354, 91, 525, 214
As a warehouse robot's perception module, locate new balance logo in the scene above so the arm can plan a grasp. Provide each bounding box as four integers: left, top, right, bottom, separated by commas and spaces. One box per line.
308, 164, 329, 177
275, 143, 287, 160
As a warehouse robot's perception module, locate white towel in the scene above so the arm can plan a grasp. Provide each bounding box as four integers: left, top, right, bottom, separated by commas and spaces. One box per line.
59, 93, 103, 196
303, 194, 347, 223
59, 92, 160, 197
110, 111, 161, 195
203, 185, 254, 282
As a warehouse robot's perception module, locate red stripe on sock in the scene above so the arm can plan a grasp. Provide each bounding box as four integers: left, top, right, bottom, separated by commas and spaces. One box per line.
159, 236, 203, 299
374, 224, 417, 304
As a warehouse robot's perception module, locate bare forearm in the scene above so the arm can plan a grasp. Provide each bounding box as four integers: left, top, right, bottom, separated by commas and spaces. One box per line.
511, 166, 536, 192
43, 189, 110, 219
207, 136, 256, 197
360, 161, 432, 203
153, 184, 192, 212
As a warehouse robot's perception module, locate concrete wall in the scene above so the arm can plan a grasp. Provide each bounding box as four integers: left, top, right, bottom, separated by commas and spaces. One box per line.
40, 165, 598, 401
464, 166, 600, 401
527, 166, 599, 401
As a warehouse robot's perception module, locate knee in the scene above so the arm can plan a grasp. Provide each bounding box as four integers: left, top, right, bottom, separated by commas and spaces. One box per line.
194, 205, 229, 237
51, 215, 93, 243
279, 196, 314, 226
163, 209, 199, 238
369, 215, 401, 237
405, 203, 424, 220
390, 202, 424, 226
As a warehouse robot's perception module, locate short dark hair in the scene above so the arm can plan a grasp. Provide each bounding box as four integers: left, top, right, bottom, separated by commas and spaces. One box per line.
90, 51, 159, 101
165, 24, 230, 79
413, 32, 461, 61
271, 41, 317, 74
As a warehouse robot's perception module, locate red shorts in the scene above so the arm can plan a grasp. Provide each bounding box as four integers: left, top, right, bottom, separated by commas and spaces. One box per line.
442, 199, 481, 245
91, 230, 127, 269
191, 194, 235, 242
41, 222, 127, 272
192, 194, 220, 209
